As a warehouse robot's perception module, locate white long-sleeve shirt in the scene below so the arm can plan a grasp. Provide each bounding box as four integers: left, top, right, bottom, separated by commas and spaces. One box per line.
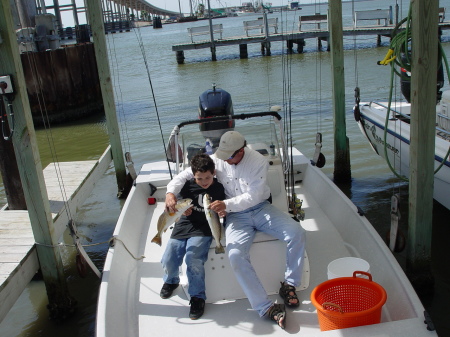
167, 148, 271, 213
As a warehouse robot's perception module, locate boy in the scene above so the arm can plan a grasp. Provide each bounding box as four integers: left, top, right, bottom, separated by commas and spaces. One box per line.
160, 153, 225, 320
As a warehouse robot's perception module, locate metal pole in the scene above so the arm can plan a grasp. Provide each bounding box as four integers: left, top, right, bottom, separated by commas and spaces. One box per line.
71, 0, 79, 27
207, 0, 217, 61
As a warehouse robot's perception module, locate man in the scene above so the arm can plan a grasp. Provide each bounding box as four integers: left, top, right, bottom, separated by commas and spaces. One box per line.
166, 131, 306, 329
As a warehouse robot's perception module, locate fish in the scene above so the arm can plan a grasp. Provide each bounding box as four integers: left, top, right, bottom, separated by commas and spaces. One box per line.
203, 193, 225, 254
151, 198, 193, 246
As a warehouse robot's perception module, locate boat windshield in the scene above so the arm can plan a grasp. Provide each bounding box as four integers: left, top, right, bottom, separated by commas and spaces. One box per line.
178, 118, 283, 170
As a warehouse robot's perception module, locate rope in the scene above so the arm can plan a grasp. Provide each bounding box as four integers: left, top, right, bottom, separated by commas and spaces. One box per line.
35, 239, 111, 248
113, 237, 146, 260
106, 32, 132, 155
34, 236, 145, 261
132, 25, 173, 179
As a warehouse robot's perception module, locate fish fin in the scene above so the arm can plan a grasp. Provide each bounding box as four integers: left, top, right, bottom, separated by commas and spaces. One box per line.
215, 245, 225, 254
151, 235, 162, 246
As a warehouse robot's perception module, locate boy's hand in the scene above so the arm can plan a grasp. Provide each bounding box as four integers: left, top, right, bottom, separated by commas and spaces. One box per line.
165, 193, 178, 213
218, 210, 227, 218
183, 206, 193, 216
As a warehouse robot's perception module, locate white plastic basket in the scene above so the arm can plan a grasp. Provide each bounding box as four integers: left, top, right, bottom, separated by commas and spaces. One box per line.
327, 257, 370, 280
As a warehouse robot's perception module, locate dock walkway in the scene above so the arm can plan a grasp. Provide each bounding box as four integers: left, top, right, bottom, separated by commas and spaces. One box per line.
0, 147, 113, 323
172, 22, 450, 63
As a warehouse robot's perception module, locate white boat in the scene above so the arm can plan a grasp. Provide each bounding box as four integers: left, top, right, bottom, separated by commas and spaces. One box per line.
96, 88, 436, 336
236, 10, 258, 16
355, 89, 450, 210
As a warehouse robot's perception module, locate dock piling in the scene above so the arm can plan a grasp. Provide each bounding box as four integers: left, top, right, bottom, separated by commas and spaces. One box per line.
239, 44, 248, 59
176, 51, 185, 64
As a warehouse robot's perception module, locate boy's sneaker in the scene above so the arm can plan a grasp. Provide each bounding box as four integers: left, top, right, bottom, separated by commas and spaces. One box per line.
189, 297, 205, 320
160, 283, 179, 299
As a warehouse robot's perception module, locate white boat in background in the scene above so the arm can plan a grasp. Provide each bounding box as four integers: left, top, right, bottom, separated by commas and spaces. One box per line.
96, 88, 436, 337
355, 89, 450, 210
236, 10, 257, 16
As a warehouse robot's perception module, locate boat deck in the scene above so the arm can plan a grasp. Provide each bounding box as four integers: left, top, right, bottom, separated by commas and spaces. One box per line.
0, 147, 112, 323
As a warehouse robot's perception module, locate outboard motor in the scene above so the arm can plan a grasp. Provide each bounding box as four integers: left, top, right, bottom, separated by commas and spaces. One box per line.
400, 52, 444, 104
198, 85, 235, 147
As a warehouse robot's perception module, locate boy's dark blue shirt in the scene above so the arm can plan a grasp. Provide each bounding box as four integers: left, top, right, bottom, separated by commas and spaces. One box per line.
171, 177, 225, 239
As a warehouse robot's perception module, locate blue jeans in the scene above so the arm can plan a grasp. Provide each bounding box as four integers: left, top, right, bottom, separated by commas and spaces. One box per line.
225, 201, 306, 317
161, 236, 213, 300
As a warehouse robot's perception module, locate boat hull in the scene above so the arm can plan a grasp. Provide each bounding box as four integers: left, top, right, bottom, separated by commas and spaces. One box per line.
357, 101, 450, 210
96, 147, 434, 336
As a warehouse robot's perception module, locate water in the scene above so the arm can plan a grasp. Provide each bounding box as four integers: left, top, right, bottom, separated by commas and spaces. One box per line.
1, 0, 450, 335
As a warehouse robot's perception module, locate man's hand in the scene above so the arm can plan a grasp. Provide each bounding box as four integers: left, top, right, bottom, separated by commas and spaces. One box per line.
218, 210, 227, 218
165, 193, 178, 213
210, 200, 226, 213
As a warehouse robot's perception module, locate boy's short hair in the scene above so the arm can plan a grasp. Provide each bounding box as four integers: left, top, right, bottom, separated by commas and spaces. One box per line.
191, 154, 215, 175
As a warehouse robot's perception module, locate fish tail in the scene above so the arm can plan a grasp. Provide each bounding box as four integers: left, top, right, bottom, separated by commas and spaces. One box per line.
215, 245, 225, 254
151, 235, 162, 246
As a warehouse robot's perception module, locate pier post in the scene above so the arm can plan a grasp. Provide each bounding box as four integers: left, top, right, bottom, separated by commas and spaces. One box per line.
0, 134, 27, 209
211, 46, 217, 61
286, 40, 294, 53
176, 51, 185, 64
262, 11, 271, 56
260, 42, 271, 56
296, 39, 305, 53
329, 0, 351, 182
0, 0, 76, 319
377, 35, 381, 46
239, 44, 248, 59
86, 0, 128, 197
262, 41, 271, 56
407, 0, 438, 292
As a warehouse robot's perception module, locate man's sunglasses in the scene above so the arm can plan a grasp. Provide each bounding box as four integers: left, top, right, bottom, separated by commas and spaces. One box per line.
228, 147, 244, 160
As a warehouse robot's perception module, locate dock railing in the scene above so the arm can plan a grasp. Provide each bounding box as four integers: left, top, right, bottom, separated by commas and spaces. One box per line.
243, 17, 278, 36
298, 14, 328, 31
187, 24, 223, 42
353, 8, 392, 28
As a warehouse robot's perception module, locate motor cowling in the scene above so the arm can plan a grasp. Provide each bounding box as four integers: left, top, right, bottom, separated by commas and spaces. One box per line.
198, 86, 235, 146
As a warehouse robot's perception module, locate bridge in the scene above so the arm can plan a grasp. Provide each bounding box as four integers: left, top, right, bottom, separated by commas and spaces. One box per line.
39, 0, 180, 36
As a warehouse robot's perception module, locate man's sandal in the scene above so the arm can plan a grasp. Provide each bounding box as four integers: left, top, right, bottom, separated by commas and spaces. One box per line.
266, 303, 286, 329
279, 282, 300, 308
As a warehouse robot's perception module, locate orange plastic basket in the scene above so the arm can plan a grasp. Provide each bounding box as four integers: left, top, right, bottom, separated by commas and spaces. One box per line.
310, 271, 387, 331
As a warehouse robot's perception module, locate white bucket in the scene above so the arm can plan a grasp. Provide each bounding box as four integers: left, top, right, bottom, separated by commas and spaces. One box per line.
327, 257, 370, 280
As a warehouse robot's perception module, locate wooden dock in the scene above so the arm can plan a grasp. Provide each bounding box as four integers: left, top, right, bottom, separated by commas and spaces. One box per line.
172, 22, 450, 63
0, 146, 113, 323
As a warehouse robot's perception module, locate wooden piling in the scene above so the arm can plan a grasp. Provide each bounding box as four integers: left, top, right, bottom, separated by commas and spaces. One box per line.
86, 0, 127, 197
239, 44, 248, 59
286, 40, 294, 53
329, 0, 351, 182
296, 39, 305, 53
407, 0, 438, 289
0, 126, 27, 210
261, 41, 271, 56
0, 0, 76, 319
176, 50, 185, 64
